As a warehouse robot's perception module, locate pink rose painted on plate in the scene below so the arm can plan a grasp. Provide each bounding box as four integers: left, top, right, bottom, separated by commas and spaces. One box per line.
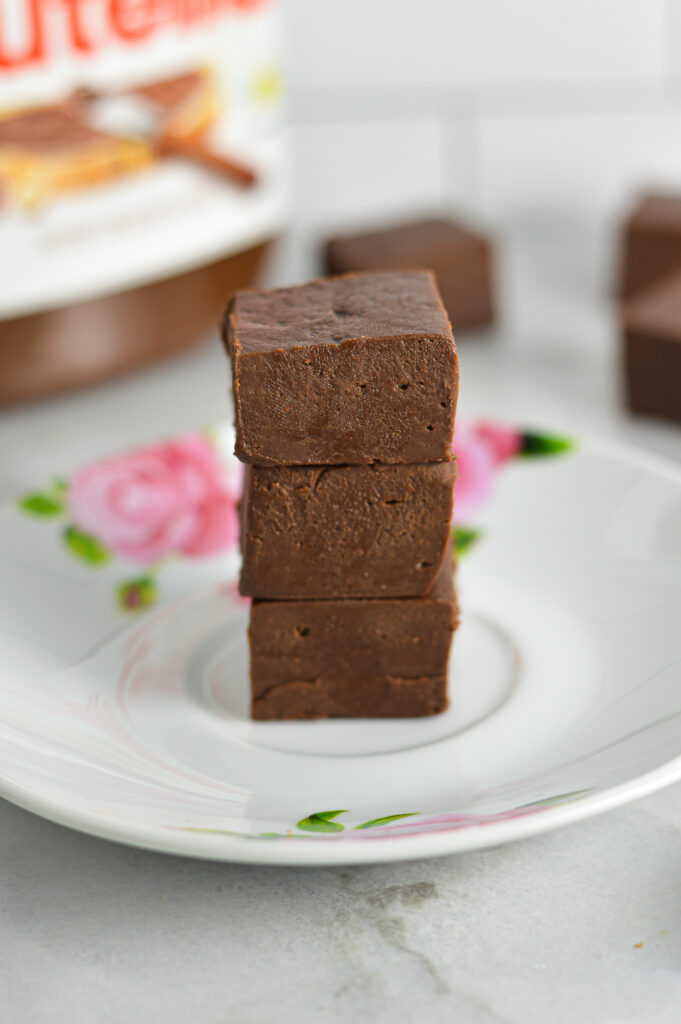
451, 419, 523, 523
18, 430, 243, 611
69, 436, 240, 565
473, 420, 522, 465
17, 420, 572, 609
452, 420, 495, 522
450, 420, 572, 553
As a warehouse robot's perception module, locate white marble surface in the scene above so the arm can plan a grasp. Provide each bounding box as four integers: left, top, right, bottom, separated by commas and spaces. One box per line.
2, 295, 681, 1023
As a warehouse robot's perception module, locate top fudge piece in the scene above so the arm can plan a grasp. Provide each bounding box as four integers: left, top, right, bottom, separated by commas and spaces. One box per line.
222, 270, 458, 466
619, 193, 681, 298
325, 217, 495, 333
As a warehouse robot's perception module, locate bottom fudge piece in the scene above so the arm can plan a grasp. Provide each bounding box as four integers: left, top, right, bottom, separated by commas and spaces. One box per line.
249, 554, 458, 720
620, 269, 681, 423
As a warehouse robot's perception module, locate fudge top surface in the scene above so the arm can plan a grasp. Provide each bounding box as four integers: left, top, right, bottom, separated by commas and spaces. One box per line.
628, 193, 681, 232
225, 270, 453, 355
622, 268, 681, 339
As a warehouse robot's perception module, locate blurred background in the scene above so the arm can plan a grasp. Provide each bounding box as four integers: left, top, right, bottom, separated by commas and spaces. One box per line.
276, 0, 679, 342
1, 0, 681, 485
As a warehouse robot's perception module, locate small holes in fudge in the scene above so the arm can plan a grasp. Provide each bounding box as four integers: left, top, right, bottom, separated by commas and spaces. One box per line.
383, 499, 402, 505
426, 424, 434, 431
398, 383, 410, 390
416, 561, 432, 570
358, 383, 367, 389
332, 307, 352, 319
440, 401, 447, 409
294, 626, 310, 638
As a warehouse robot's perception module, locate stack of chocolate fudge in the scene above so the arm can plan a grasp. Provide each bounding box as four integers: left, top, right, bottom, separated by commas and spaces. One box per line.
222, 270, 460, 721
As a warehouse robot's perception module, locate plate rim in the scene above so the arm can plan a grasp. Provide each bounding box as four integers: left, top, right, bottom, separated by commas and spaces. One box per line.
2, 752, 681, 864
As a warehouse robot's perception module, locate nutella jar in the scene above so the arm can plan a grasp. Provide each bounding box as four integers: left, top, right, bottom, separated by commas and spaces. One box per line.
0, 0, 287, 404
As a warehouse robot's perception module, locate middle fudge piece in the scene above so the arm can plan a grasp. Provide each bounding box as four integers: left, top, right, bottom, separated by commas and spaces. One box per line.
222, 270, 458, 466
239, 459, 455, 599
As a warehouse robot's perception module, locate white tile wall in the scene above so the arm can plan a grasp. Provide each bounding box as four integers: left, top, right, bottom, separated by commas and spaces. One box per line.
475, 111, 681, 226
661, 1, 681, 77
290, 118, 444, 226
286, 0, 667, 91
268, 116, 449, 286
471, 109, 681, 298
276, 0, 681, 345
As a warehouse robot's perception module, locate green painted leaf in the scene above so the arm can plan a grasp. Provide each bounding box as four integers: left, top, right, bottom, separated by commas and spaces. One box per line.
18, 492, 63, 517
63, 525, 111, 566
297, 810, 347, 833
354, 813, 417, 830
519, 431, 574, 457
117, 576, 157, 613
452, 526, 482, 557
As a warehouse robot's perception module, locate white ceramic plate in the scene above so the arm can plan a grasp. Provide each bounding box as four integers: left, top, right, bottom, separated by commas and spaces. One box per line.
1, 424, 681, 865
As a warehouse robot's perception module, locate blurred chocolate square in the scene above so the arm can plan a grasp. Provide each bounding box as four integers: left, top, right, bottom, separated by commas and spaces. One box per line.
619, 193, 681, 298
324, 217, 495, 334
620, 269, 681, 422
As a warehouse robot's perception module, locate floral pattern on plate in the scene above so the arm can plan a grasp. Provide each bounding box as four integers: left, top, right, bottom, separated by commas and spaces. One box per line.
17, 421, 572, 611
177, 791, 591, 842
4, 427, 681, 864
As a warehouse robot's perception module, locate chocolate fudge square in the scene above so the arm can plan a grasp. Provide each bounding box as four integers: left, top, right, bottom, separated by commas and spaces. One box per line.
249, 554, 458, 720
619, 193, 681, 298
621, 270, 681, 422
222, 270, 458, 466
239, 459, 455, 599
325, 218, 495, 333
